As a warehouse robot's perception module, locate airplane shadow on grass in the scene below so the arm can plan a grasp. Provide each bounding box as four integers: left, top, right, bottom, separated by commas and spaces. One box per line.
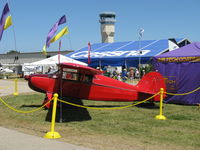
135, 102, 160, 109
21, 104, 42, 108
21, 98, 159, 123
45, 97, 92, 123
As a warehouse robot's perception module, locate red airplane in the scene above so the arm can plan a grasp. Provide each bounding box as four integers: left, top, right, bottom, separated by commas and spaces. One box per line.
25, 63, 166, 108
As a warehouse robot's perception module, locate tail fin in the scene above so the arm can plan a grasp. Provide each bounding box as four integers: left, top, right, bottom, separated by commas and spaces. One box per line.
136, 72, 166, 101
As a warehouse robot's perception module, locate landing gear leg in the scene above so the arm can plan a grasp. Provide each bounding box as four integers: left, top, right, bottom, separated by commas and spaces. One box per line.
43, 92, 53, 109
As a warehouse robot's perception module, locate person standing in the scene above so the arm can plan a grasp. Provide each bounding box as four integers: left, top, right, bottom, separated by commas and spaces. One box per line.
122, 68, 128, 82
103, 69, 111, 77
128, 68, 135, 81
112, 67, 118, 79
135, 68, 140, 79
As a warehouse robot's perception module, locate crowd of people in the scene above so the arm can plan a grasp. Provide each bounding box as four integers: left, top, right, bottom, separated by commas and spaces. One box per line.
102, 66, 146, 82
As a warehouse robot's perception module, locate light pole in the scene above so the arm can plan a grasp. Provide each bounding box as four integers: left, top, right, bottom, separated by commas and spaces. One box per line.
138, 28, 144, 78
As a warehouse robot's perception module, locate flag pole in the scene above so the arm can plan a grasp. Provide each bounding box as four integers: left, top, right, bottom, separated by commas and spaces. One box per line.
58, 40, 62, 123
58, 40, 61, 64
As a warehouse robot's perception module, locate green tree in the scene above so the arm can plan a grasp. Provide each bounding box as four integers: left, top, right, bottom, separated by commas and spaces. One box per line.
6, 50, 20, 54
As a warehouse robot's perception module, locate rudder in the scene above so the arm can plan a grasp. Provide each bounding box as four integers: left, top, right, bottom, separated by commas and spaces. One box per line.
136, 72, 166, 101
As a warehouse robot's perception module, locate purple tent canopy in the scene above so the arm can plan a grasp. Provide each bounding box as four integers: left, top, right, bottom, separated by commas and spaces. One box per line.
153, 42, 200, 105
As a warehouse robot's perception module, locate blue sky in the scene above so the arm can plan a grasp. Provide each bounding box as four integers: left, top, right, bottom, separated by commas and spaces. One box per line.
0, 0, 199, 53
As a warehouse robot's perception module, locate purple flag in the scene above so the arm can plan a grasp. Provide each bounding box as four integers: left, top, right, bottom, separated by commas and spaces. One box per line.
45, 15, 66, 48
0, 3, 10, 41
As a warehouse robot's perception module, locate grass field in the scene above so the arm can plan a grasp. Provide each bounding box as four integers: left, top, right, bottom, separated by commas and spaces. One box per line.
0, 93, 199, 150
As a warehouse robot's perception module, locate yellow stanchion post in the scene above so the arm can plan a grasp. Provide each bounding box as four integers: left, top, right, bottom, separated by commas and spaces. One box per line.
13, 78, 19, 96
44, 93, 61, 139
155, 88, 167, 120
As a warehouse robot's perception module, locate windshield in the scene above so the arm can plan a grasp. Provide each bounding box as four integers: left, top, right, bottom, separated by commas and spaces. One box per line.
48, 70, 59, 78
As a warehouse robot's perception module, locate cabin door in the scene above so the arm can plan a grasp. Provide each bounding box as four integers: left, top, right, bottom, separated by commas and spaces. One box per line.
61, 68, 81, 97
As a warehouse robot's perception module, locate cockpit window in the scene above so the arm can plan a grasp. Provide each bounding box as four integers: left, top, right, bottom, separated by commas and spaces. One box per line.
49, 67, 93, 83
48, 70, 59, 78
62, 71, 80, 81
62, 68, 80, 81
82, 74, 93, 83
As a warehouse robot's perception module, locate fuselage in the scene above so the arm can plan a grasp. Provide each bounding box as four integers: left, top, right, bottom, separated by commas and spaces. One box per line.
28, 73, 139, 101
26, 63, 166, 102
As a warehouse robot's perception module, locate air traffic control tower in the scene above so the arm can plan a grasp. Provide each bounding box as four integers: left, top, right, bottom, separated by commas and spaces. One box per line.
99, 12, 116, 43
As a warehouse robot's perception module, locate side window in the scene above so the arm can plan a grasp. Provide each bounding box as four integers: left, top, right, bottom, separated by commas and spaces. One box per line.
62, 71, 80, 81
82, 74, 93, 83
62, 68, 80, 81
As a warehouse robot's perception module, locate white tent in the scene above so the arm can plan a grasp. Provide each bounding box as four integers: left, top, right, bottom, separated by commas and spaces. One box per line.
26, 54, 87, 66
23, 54, 87, 75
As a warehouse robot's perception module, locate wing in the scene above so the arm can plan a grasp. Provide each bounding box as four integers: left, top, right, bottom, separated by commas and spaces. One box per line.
59, 63, 103, 75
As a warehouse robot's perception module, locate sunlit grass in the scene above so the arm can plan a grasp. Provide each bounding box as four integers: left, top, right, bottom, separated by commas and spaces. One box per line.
0, 93, 199, 150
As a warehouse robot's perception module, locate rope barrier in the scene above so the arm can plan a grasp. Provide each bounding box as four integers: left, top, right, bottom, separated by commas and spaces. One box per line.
57, 92, 160, 110
0, 86, 199, 113
0, 97, 53, 113
165, 87, 200, 96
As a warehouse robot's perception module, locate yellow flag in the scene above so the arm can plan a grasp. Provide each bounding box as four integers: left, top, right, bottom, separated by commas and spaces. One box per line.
50, 26, 69, 43
42, 26, 69, 55
4, 15, 12, 30
42, 45, 47, 55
